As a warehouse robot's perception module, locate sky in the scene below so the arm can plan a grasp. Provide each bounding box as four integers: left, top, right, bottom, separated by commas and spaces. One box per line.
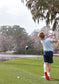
0, 0, 46, 34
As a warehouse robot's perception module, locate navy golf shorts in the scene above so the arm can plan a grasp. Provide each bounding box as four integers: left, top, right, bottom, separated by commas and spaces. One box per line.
43, 51, 53, 63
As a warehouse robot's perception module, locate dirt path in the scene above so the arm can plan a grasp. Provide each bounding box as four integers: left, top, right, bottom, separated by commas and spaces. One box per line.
0, 54, 42, 61
0, 54, 59, 62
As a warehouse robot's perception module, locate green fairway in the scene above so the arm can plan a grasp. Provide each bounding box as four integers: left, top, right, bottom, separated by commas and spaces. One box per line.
0, 57, 59, 84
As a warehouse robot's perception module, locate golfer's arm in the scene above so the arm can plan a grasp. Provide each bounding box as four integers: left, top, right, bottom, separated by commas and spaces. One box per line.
54, 35, 58, 43
47, 34, 54, 38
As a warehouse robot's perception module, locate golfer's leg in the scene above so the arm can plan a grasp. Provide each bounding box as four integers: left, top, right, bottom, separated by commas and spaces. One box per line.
44, 62, 48, 72
44, 62, 50, 80
42, 63, 47, 78
47, 63, 51, 77
48, 63, 51, 72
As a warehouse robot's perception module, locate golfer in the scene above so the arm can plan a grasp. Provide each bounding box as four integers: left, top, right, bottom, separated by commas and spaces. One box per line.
38, 32, 58, 80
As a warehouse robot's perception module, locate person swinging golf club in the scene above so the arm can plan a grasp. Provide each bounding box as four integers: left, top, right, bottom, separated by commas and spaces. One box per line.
38, 31, 58, 80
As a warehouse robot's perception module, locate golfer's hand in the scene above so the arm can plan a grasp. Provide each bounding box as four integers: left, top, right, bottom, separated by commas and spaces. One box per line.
53, 33, 56, 36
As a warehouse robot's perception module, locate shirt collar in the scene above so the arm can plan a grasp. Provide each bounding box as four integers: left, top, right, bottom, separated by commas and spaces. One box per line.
41, 38, 47, 41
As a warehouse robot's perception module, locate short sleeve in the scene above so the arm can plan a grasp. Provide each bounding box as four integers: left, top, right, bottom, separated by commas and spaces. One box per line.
49, 38, 54, 43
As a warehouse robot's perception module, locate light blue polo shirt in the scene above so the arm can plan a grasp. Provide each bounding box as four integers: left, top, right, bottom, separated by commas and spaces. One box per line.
41, 38, 54, 51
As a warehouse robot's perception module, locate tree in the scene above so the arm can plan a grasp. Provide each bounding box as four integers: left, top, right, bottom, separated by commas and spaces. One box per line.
0, 34, 11, 52
11, 25, 30, 53
0, 25, 30, 53
30, 30, 43, 54
22, 0, 59, 30
0, 26, 15, 51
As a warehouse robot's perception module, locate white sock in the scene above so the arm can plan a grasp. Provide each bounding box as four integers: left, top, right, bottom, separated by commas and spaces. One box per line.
47, 72, 50, 76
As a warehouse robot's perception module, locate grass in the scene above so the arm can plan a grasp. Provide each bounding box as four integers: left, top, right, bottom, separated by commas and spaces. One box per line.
0, 57, 59, 84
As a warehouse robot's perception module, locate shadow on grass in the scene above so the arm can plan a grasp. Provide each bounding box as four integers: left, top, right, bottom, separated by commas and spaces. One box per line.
50, 78, 59, 81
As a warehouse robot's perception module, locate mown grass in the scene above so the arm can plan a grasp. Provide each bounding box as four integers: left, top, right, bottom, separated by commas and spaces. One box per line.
0, 57, 59, 84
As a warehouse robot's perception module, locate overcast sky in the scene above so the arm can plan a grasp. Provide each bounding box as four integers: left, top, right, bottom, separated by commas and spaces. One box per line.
0, 0, 46, 34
